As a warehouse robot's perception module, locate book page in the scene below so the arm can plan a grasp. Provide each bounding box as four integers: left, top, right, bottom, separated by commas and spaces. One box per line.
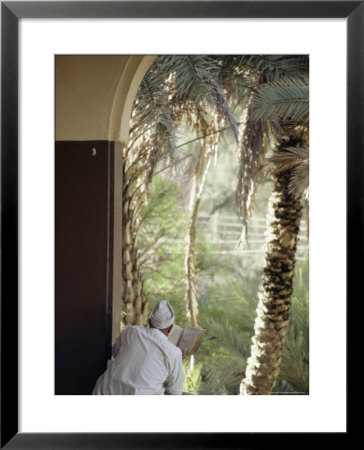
178, 327, 206, 355
167, 324, 184, 346
190, 328, 206, 355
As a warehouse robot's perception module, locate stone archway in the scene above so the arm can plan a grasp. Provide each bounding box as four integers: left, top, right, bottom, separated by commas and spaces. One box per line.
55, 55, 155, 394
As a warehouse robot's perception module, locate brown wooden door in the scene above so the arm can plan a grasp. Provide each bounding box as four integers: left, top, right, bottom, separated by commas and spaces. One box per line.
55, 141, 114, 394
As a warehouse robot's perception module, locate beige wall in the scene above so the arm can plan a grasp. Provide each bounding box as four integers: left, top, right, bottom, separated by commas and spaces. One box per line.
56, 55, 156, 143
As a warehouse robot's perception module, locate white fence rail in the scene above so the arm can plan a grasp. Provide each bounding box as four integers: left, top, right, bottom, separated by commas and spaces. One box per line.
195, 212, 308, 260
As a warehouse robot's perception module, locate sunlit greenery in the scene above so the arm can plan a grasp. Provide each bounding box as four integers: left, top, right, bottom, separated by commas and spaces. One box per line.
133, 55, 309, 394
138, 147, 309, 395
183, 359, 203, 395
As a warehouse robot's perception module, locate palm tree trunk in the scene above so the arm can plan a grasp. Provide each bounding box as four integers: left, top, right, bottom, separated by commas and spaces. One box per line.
121, 195, 148, 328
240, 168, 303, 395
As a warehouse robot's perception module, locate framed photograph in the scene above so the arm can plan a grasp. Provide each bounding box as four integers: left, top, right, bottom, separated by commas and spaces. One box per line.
1, 1, 353, 447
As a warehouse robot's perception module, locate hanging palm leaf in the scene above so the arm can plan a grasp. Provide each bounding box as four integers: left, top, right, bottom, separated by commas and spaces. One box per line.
267, 146, 309, 199
204, 355, 246, 393
160, 55, 239, 140
237, 55, 309, 82
118, 55, 241, 327
184, 115, 225, 328
250, 76, 309, 122
235, 115, 270, 246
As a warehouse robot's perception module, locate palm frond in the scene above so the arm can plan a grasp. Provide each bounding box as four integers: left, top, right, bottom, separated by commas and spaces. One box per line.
200, 316, 251, 359
159, 55, 239, 139
217, 55, 308, 83
243, 55, 308, 81
235, 115, 271, 244
267, 146, 309, 199
271, 261, 309, 394
131, 62, 166, 131
278, 296, 309, 391
203, 73, 239, 141
250, 76, 309, 122
146, 114, 178, 186
204, 354, 245, 393
160, 55, 219, 101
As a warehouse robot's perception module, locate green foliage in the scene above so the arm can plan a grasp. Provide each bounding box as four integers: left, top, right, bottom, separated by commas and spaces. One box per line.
199, 135, 239, 215
158, 55, 239, 140
274, 259, 309, 394
196, 259, 309, 395
138, 175, 189, 326
139, 156, 309, 396
250, 76, 309, 122
159, 55, 220, 104
135, 55, 309, 395
221, 55, 308, 83
138, 165, 309, 396
183, 358, 203, 395
197, 272, 260, 394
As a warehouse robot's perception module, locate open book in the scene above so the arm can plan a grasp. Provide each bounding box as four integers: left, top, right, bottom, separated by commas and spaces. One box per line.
168, 324, 206, 355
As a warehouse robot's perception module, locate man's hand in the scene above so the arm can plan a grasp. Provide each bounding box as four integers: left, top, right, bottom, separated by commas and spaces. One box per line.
182, 348, 188, 360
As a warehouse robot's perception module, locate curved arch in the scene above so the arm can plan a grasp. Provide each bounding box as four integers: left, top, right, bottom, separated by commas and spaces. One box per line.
108, 55, 156, 143
109, 55, 155, 343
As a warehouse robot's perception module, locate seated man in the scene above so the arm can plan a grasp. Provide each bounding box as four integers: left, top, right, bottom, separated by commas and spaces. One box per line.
92, 300, 185, 395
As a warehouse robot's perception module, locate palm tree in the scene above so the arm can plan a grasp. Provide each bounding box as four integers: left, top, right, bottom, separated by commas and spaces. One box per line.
119, 55, 238, 327
198, 261, 309, 395
186, 57, 309, 393
120, 55, 310, 397
240, 129, 308, 394
233, 61, 309, 394
119, 60, 178, 326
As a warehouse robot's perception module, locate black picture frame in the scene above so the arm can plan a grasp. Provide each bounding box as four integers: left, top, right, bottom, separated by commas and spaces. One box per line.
1, 1, 354, 448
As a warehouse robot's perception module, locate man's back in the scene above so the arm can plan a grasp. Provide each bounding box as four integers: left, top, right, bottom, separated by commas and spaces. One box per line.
92, 326, 184, 395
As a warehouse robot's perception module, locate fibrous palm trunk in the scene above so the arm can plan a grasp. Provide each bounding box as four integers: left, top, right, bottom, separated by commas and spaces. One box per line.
121, 192, 148, 328
240, 166, 303, 395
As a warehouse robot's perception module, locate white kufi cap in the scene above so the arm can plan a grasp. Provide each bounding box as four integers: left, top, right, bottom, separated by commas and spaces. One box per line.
149, 300, 175, 329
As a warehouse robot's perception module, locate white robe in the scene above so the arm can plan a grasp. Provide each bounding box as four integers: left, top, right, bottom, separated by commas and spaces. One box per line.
92, 326, 185, 395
